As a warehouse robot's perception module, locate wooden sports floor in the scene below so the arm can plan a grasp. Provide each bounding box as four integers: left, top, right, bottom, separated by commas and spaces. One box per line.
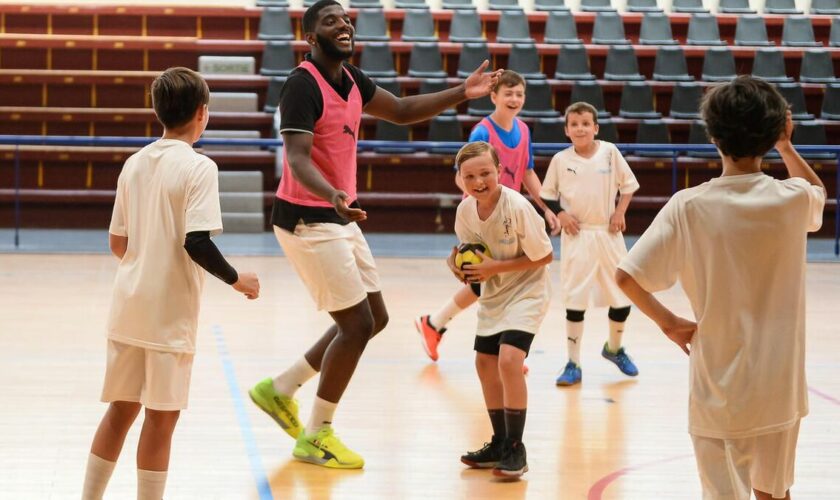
2, 253, 839, 499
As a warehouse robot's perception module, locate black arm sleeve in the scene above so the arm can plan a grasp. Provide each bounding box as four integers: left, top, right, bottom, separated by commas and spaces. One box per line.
542, 198, 563, 213
183, 231, 239, 285
278, 72, 322, 133
346, 64, 377, 105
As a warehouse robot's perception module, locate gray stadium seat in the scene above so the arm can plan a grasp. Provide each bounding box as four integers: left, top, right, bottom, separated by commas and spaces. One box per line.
791, 121, 835, 159
350, 0, 383, 8
534, 0, 570, 12
569, 81, 611, 119
395, 0, 430, 9
508, 44, 546, 80
686, 13, 724, 46
428, 116, 463, 154
596, 119, 619, 143
821, 83, 840, 120
781, 16, 821, 47
532, 117, 569, 156
671, 0, 708, 13
401, 9, 436, 42
592, 12, 629, 45
669, 82, 703, 119
687, 120, 718, 158
467, 95, 495, 116
263, 77, 286, 113
619, 82, 662, 119
639, 12, 677, 45
764, 0, 802, 14
799, 49, 838, 83
520, 80, 559, 118
457, 43, 490, 78
544, 11, 582, 45
258, 8, 294, 41
487, 0, 522, 10
496, 9, 534, 44
359, 43, 397, 78
449, 10, 484, 43
810, 0, 840, 14
374, 121, 415, 153
555, 45, 595, 80
580, 0, 616, 12
718, 0, 756, 13
653, 46, 693, 81
442, 0, 476, 9
735, 15, 773, 47
419, 79, 455, 115
751, 48, 793, 83
776, 82, 815, 120
260, 41, 296, 77
408, 42, 446, 78
701, 47, 736, 81
626, 0, 663, 12
604, 46, 644, 81
634, 119, 672, 157
831, 17, 840, 47
354, 9, 389, 42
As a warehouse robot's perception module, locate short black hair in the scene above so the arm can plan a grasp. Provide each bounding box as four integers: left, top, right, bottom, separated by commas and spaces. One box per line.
303, 0, 342, 33
700, 75, 788, 161
150, 67, 209, 129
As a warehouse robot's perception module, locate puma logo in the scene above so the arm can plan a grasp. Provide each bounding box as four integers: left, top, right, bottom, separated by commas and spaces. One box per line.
501, 165, 516, 181
566, 168, 577, 175
567, 336, 578, 344
342, 124, 355, 139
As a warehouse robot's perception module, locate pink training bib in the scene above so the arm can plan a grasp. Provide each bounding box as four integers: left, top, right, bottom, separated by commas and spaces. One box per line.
479, 117, 531, 192
276, 61, 362, 207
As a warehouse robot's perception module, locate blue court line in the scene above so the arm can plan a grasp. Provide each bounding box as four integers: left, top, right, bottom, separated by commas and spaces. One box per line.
212, 325, 274, 500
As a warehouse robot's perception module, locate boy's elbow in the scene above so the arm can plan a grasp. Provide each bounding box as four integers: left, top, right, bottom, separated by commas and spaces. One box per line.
615, 268, 632, 290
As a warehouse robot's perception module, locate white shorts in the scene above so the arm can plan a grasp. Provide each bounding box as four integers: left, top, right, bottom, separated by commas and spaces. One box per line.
274, 222, 381, 312
100, 340, 195, 411
691, 421, 801, 500
560, 226, 630, 310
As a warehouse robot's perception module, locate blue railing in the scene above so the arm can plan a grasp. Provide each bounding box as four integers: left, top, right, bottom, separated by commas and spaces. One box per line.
2, 135, 839, 255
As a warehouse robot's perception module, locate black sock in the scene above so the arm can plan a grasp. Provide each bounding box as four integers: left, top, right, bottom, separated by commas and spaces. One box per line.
488, 409, 506, 439
504, 408, 527, 443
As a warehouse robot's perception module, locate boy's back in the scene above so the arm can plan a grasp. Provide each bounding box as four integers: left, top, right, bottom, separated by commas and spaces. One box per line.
621, 172, 824, 438
108, 139, 222, 353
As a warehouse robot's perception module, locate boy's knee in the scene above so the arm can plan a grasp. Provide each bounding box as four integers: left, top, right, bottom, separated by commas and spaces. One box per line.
109, 401, 142, 424
475, 353, 497, 372
372, 311, 389, 336
608, 306, 631, 322
497, 350, 524, 375
566, 309, 585, 322
144, 409, 181, 430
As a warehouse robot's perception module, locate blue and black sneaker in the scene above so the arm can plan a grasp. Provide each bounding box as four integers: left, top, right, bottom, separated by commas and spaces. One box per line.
555, 360, 582, 386
601, 342, 639, 377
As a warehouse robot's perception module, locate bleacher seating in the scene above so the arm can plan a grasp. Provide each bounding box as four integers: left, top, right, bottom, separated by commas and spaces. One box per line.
0, 3, 836, 234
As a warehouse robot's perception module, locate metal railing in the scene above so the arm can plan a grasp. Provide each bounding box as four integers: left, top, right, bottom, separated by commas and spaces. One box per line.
2, 135, 839, 255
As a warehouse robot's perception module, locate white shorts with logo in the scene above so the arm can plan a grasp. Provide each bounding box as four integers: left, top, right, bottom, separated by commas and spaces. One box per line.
274, 222, 381, 312
101, 340, 195, 411
560, 225, 631, 310
691, 421, 801, 500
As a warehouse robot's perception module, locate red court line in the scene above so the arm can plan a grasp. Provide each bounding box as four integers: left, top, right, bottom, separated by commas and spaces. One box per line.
809, 386, 840, 406
587, 454, 694, 500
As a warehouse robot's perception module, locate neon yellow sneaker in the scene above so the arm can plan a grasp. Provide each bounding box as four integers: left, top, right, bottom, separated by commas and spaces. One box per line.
292, 427, 365, 469
248, 378, 302, 439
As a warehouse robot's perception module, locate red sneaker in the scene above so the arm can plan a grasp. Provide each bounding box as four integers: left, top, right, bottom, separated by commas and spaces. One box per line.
414, 315, 445, 362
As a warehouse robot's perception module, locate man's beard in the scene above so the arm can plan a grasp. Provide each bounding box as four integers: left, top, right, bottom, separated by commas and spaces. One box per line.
316, 33, 353, 60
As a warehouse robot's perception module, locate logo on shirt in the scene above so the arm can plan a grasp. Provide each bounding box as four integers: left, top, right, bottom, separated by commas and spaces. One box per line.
342, 124, 356, 140
566, 167, 577, 175
503, 216, 512, 239
501, 165, 517, 183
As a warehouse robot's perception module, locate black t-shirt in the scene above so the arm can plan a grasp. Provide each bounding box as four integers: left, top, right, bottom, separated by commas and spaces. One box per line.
273, 55, 377, 232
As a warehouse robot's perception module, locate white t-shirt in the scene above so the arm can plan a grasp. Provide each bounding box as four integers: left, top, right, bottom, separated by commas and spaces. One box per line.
540, 141, 640, 226
618, 172, 826, 439
455, 186, 554, 337
107, 139, 224, 353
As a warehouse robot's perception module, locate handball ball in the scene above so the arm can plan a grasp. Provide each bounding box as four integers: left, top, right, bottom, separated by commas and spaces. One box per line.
455, 243, 491, 269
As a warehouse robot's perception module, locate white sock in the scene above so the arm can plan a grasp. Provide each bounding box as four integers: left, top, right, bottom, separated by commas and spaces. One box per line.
82, 453, 116, 500
305, 396, 338, 436
273, 357, 318, 397
566, 320, 584, 365
429, 298, 463, 331
608, 320, 625, 353
136, 469, 167, 500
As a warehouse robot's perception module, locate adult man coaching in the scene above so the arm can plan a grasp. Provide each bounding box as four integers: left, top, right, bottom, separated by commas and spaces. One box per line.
249, 0, 503, 469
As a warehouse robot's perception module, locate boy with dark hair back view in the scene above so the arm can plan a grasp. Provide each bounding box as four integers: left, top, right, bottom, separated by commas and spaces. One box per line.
617, 76, 826, 499
82, 67, 260, 500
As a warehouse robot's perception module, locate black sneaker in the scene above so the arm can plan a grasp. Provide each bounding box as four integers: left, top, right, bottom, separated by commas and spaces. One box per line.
492, 439, 528, 478
460, 435, 504, 469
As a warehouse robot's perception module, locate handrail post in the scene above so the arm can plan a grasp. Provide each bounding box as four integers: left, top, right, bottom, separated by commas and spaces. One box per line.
14, 145, 21, 248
